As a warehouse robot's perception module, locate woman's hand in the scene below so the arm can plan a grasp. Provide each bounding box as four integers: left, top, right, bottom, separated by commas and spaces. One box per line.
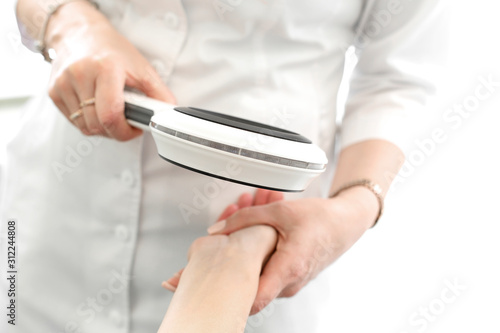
207, 186, 378, 315
46, 1, 175, 140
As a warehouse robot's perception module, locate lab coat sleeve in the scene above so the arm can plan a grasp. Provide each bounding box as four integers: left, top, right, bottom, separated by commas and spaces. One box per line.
340, 0, 449, 151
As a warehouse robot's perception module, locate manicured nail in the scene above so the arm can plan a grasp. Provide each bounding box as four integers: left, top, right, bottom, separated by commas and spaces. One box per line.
162, 281, 177, 292
207, 220, 226, 234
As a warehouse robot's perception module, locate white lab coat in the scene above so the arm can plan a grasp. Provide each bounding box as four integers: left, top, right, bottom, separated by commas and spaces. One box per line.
1, 0, 447, 332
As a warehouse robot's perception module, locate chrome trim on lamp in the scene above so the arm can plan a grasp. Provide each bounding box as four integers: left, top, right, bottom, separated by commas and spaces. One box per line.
150, 121, 326, 171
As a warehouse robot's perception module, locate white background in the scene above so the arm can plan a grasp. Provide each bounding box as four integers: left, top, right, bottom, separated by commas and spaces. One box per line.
1, 1, 499, 332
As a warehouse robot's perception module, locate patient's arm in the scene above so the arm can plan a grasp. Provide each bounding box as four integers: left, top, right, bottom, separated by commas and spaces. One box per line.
157, 225, 278, 333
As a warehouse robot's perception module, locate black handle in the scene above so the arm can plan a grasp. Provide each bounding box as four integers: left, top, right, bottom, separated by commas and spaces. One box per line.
124, 102, 155, 126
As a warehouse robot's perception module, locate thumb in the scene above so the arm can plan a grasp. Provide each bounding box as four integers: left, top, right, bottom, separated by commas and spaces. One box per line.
250, 251, 288, 315
207, 204, 275, 235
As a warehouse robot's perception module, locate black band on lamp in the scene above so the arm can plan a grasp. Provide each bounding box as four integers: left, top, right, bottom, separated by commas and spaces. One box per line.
124, 102, 155, 126
174, 106, 312, 144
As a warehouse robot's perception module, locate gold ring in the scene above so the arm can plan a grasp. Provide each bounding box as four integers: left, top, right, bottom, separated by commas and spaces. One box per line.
79, 97, 96, 108
69, 109, 83, 121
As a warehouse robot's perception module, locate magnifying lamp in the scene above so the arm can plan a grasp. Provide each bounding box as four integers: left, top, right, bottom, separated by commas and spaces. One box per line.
124, 91, 328, 192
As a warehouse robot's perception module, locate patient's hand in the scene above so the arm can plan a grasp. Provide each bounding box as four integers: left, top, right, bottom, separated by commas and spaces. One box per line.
162, 189, 283, 291
188, 223, 277, 275
157, 190, 281, 333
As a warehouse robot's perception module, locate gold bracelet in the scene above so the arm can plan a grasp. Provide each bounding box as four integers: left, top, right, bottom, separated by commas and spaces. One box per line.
35, 0, 99, 62
329, 179, 384, 227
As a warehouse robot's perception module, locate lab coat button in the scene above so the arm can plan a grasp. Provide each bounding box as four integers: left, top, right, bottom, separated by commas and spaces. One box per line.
114, 225, 129, 242
120, 170, 135, 188
163, 12, 179, 29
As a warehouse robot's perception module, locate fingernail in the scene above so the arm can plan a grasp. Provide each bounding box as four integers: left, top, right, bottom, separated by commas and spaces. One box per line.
162, 281, 177, 292
207, 220, 226, 235
165, 276, 177, 286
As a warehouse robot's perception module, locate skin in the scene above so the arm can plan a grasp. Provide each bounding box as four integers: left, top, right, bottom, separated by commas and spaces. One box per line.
17, 0, 406, 317
159, 225, 278, 332
171, 140, 404, 314
17, 0, 175, 139
158, 191, 280, 333
215, 140, 404, 315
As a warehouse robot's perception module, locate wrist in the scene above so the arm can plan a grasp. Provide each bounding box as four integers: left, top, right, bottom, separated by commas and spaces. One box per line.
328, 186, 380, 230
189, 238, 263, 277
189, 247, 261, 288
45, 1, 104, 51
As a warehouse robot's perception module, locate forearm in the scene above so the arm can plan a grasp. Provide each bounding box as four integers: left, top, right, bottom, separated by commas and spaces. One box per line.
329, 139, 405, 228
159, 254, 260, 333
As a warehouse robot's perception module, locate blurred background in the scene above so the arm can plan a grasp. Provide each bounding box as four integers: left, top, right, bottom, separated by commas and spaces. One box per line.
1, 0, 499, 332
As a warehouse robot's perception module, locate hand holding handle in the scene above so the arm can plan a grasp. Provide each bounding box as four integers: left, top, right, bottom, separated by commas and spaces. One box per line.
123, 91, 177, 131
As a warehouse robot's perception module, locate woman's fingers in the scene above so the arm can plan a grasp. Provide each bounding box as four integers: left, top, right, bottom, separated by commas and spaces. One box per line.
217, 204, 239, 222
80, 100, 104, 135
53, 77, 91, 135
216, 192, 253, 222
69, 64, 106, 136
126, 65, 177, 105
75, 93, 105, 137
253, 189, 284, 206
95, 66, 142, 141
161, 281, 177, 292
162, 268, 185, 292
49, 87, 73, 124
267, 190, 284, 203
215, 191, 284, 226
237, 193, 253, 209
249, 250, 288, 315
253, 188, 271, 206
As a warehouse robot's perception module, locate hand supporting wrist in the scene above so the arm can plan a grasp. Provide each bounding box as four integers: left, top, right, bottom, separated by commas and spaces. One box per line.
159, 226, 277, 332
189, 225, 277, 275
